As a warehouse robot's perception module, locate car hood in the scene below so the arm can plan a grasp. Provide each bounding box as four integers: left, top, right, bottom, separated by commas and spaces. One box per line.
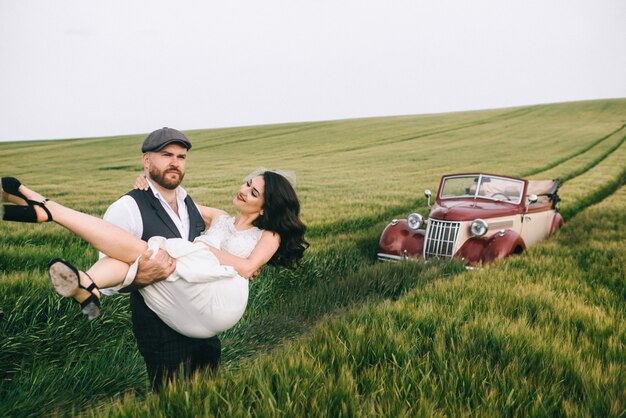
429, 199, 522, 221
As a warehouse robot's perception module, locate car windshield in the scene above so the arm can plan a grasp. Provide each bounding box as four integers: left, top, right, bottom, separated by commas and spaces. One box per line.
440, 174, 524, 204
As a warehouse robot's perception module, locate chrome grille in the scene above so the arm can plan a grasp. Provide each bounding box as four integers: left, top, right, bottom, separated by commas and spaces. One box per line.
424, 219, 461, 259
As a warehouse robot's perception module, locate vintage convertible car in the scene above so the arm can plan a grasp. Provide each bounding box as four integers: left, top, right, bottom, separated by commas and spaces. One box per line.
377, 173, 563, 266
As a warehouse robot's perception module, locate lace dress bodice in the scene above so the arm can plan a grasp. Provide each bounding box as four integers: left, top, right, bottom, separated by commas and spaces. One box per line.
195, 214, 263, 258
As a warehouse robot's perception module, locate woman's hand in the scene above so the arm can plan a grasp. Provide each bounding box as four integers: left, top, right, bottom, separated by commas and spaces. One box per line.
134, 175, 149, 190
248, 268, 262, 281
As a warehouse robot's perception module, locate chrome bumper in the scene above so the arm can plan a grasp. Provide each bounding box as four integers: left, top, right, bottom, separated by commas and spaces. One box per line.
377, 253, 403, 262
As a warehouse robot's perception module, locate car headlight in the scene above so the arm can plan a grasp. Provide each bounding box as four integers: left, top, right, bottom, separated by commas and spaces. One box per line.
407, 213, 424, 230
470, 219, 488, 237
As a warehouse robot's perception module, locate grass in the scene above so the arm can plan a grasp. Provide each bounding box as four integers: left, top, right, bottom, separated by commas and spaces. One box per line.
97, 182, 626, 417
1, 98, 625, 416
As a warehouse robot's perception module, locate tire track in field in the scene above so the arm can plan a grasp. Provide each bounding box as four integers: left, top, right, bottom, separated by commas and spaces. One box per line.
190, 121, 332, 151
299, 107, 538, 158
527, 118, 626, 220
560, 163, 626, 220
558, 132, 626, 184
521, 123, 626, 182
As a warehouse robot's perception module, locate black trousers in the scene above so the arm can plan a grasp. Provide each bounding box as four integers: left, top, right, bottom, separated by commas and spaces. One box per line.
130, 291, 221, 392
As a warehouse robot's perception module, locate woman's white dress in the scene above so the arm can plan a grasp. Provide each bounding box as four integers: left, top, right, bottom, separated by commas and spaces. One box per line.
129, 215, 263, 338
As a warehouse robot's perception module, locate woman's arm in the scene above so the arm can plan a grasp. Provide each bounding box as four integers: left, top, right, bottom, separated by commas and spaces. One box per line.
208, 231, 280, 279
197, 205, 227, 229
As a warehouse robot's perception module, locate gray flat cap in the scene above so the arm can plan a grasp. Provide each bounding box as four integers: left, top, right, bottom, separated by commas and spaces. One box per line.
141, 127, 192, 152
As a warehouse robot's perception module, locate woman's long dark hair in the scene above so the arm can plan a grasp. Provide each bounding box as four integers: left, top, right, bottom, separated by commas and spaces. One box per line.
252, 171, 309, 268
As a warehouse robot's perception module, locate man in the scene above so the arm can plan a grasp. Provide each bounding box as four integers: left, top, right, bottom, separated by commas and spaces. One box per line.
101, 127, 220, 392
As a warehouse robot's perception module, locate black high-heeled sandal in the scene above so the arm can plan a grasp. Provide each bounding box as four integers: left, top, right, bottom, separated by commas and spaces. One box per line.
48, 258, 101, 320
1, 177, 53, 223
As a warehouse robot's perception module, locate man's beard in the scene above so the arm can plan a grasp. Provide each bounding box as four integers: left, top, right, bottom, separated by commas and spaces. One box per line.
149, 167, 184, 190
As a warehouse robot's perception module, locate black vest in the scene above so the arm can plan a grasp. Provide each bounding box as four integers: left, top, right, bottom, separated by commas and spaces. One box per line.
126, 189, 205, 241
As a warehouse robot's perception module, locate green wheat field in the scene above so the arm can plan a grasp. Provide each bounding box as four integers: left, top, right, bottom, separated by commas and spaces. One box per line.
1, 99, 625, 417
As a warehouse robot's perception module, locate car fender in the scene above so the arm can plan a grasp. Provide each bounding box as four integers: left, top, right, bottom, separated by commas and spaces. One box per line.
550, 213, 563, 235
456, 230, 526, 265
378, 220, 425, 259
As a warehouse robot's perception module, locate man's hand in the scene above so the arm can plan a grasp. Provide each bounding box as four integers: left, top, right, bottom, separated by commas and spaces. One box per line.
119, 248, 175, 292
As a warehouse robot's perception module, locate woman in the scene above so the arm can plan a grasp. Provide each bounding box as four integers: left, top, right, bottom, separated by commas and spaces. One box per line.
1, 170, 308, 338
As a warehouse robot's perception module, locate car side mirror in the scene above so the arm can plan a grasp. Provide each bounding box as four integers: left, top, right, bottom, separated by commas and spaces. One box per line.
424, 189, 432, 208
527, 194, 538, 204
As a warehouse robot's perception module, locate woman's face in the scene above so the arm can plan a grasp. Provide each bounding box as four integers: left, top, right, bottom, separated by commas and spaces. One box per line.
233, 175, 265, 216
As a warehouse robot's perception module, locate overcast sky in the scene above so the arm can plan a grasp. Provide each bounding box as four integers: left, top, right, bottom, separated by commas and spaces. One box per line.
0, 0, 624, 142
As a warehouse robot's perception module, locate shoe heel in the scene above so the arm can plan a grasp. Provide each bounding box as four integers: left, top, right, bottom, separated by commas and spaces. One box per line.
81, 300, 100, 320
2, 205, 38, 223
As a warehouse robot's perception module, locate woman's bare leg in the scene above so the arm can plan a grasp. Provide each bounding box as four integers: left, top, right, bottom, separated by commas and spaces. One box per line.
16, 183, 148, 264
86, 257, 132, 289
